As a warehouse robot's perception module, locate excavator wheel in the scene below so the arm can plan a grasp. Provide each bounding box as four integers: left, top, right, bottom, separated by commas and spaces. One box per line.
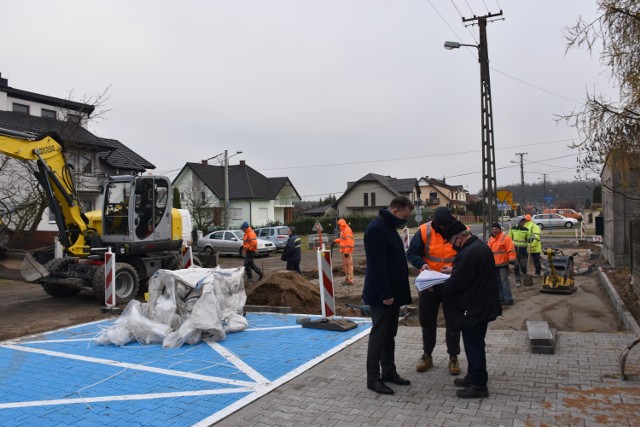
92, 262, 139, 304
41, 258, 81, 298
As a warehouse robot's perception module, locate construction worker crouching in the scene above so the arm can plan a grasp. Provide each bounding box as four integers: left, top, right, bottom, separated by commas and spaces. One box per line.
334, 218, 354, 285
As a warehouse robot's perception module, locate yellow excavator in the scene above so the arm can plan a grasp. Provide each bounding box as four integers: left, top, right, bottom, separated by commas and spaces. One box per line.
0, 128, 192, 303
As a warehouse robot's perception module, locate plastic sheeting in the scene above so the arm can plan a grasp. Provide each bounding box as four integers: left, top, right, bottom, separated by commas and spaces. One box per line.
94, 266, 248, 348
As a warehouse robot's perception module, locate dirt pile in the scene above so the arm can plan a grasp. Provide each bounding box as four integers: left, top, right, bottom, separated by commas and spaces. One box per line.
246, 271, 321, 314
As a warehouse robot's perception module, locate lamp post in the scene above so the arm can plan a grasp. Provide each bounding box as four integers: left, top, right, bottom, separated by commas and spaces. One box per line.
444, 10, 502, 240
208, 150, 243, 229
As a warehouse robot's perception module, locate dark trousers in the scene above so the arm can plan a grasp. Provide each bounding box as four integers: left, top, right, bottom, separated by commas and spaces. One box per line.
461, 322, 489, 387
514, 246, 528, 279
531, 252, 541, 275
366, 304, 400, 383
286, 261, 301, 273
243, 251, 262, 278
418, 290, 460, 356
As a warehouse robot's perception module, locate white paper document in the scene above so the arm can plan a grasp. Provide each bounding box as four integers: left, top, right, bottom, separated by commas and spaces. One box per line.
415, 269, 450, 292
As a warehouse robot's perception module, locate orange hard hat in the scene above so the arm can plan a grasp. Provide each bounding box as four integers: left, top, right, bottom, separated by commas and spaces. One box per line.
525, 214, 532, 221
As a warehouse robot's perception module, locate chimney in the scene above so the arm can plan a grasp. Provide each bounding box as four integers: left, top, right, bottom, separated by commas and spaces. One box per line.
201, 160, 208, 165
239, 160, 246, 166
0, 73, 7, 87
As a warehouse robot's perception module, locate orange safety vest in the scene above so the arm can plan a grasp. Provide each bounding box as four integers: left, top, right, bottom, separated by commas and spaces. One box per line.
420, 222, 457, 272
243, 227, 258, 252
488, 231, 516, 268
335, 222, 354, 254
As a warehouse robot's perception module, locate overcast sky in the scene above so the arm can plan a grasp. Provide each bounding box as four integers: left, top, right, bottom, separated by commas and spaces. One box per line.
1, 1, 616, 201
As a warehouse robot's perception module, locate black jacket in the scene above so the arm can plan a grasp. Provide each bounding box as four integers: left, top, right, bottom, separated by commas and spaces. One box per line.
281, 234, 301, 262
438, 235, 502, 330
362, 209, 412, 308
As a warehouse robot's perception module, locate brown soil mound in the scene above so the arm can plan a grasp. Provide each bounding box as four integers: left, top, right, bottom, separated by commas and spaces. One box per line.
246, 271, 322, 314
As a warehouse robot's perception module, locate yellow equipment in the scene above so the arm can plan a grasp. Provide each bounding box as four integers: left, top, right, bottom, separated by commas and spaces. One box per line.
0, 128, 192, 303
540, 248, 576, 294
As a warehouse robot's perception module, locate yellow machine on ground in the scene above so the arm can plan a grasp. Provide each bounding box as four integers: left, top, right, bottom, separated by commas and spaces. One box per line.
0, 128, 192, 303
540, 248, 576, 294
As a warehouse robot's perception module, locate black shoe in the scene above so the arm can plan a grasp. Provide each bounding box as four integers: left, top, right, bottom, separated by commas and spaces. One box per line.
456, 385, 489, 398
502, 300, 514, 306
367, 379, 394, 395
381, 374, 411, 385
258, 273, 264, 281
453, 375, 471, 387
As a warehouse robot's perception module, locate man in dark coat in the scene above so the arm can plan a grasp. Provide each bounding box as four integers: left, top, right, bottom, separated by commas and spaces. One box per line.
363, 196, 415, 395
437, 220, 502, 398
281, 226, 302, 273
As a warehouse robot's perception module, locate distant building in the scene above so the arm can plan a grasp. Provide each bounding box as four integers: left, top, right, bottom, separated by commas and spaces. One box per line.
334, 173, 420, 217
418, 176, 468, 213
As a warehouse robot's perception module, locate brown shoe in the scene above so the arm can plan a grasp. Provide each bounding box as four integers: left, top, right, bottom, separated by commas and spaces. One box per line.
342, 280, 354, 286
448, 356, 461, 376
416, 354, 433, 372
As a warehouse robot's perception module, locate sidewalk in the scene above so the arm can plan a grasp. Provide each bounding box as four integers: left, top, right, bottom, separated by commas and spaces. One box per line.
218, 327, 640, 426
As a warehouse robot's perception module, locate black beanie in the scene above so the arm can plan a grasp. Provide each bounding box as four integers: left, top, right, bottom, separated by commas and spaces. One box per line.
491, 222, 501, 230
433, 207, 455, 228
441, 220, 467, 240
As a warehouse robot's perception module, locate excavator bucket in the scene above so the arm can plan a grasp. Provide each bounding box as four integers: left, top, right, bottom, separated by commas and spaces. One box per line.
0, 249, 49, 282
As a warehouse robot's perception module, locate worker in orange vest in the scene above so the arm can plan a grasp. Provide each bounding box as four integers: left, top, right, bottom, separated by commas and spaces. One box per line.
334, 218, 355, 285
487, 222, 517, 306
241, 221, 264, 281
406, 207, 462, 376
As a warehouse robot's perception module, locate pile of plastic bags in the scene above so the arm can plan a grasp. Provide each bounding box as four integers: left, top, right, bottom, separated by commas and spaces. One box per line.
94, 266, 248, 348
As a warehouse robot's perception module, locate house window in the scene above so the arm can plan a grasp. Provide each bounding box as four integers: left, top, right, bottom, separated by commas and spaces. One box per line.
201, 191, 205, 203
13, 103, 29, 114
363, 193, 369, 206
81, 154, 92, 173
371, 192, 376, 206
42, 109, 57, 120
48, 208, 56, 223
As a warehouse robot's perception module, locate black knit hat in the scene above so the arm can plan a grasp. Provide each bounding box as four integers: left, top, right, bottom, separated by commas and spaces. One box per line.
491, 222, 501, 230
433, 207, 455, 228
441, 220, 467, 240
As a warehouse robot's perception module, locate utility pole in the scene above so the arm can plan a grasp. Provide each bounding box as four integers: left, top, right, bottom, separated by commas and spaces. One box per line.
224, 149, 229, 230
462, 10, 503, 240
515, 152, 526, 214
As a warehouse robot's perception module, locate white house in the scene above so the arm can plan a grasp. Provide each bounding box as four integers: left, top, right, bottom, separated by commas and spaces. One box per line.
172, 160, 300, 229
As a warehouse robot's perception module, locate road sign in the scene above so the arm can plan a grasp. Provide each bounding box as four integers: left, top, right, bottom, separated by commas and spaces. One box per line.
496, 190, 513, 205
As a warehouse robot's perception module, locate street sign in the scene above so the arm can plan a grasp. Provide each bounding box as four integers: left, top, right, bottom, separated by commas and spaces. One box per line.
544, 195, 553, 204
496, 190, 513, 205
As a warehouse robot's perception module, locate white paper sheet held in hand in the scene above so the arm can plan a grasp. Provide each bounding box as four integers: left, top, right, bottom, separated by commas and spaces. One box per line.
415, 269, 450, 292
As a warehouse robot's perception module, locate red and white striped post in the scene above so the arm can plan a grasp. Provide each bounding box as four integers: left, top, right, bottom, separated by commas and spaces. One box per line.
402, 226, 410, 251
317, 246, 335, 318
581, 221, 587, 239
104, 248, 116, 308
181, 245, 193, 269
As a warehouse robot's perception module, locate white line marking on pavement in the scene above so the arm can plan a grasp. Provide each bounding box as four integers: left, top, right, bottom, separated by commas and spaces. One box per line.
205, 340, 270, 384
0, 388, 251, 409
0, 343, 256, 387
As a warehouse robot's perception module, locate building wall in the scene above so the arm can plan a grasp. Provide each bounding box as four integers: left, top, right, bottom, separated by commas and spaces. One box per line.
338, 182, 394, 216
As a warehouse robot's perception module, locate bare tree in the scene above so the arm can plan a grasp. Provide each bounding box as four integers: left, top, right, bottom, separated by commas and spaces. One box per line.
180, 181, 221, 232
560, 1, 640, 186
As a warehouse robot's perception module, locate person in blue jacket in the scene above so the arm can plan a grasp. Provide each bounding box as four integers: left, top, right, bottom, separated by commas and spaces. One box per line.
281, 226, 302, 273
363, 196, 415, 395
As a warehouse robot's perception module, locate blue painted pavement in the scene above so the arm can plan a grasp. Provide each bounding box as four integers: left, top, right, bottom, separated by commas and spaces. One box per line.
0, 313, 371, 426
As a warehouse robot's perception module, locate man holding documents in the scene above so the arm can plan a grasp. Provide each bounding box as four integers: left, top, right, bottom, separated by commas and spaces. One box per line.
438, 220, 502, 398
406, 207, 462, 376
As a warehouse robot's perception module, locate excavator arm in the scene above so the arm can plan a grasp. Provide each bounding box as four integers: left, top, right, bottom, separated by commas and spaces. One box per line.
0, 128, 89, 257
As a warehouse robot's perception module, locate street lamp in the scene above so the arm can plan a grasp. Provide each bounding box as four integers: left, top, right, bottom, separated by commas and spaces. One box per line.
443, 15, 501, 241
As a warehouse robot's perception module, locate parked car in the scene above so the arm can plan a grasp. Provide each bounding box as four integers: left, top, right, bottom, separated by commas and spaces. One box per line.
254, 226, 290, 251
197, 230, 276, 256
498, 215, 512, 222
532, 213, 578, 229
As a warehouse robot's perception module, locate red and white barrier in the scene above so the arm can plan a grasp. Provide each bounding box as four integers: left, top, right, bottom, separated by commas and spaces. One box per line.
581, 221, 587, 239
181, 245, 193, 269
402, 226, 410, 251
104, 248, 116, 308
317, 246, 335, 318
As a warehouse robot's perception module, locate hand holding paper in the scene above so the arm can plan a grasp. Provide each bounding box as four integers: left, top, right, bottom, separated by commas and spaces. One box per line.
415, 269, 450, 292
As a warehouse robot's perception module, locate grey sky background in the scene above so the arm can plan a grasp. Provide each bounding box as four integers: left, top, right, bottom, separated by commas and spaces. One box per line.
1, 1, 615, 201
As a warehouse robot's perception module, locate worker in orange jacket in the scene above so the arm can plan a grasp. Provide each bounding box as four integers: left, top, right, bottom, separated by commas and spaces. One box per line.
241, 221, 264, 281
406, 207, 462, 376
487, 222, 517, 306
334, 218, 355, 285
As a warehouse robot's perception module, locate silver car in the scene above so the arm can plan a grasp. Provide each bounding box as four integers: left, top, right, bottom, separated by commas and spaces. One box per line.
254, 226, 290, 251
197, 230, 276, 256
532, 213, 578, 229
